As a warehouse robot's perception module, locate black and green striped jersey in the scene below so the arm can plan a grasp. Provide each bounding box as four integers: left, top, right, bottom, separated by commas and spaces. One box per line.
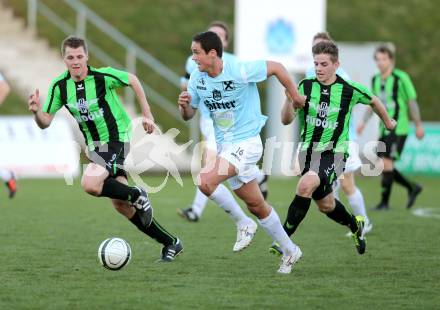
372, 68, 416, 136
43, 66, 132, 149
297, 75, 373, 154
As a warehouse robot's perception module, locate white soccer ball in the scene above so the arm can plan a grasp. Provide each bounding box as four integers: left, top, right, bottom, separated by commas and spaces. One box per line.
98, 237, 132, 270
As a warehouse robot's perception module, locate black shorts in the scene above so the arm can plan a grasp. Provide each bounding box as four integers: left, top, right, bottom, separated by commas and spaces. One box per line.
377, 133, 407, 160
88, 141, 129, 178
298, 150, 347, 200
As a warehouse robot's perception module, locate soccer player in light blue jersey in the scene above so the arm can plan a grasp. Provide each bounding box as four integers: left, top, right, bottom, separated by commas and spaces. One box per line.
178, 22, 268, 232
178, 31, 305, 274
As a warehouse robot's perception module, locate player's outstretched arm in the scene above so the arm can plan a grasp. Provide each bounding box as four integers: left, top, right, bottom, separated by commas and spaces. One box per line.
357, 106, 373, 134
28, 89, 54, 129
266, 61, 305, 108
0, 79, 11, 105
369, 96, 396, 131
408, 99, 424, 139
178, 91, 196, 121
128, 73, 156, 134
281, 90, 298, 125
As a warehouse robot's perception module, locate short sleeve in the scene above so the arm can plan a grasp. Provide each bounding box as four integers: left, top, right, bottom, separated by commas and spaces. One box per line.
42, 81, 63, 114
239, 60, 267, 83
101, 67, 130, 89
351, 81, 373, 105
400, 72, 417, 101
187, 75, 200, 109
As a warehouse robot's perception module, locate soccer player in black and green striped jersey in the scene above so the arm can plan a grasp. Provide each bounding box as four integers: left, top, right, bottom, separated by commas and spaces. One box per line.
358, 45, 424, 210
28, 36, 182, 262
278, 41, 396, 256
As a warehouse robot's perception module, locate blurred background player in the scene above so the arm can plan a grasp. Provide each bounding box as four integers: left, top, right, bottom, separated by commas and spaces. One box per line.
178, 31, 305, 273
0, 72, 17, 199
306, 32, 372, 235
28, 36, 182, 262
178, 21, 268, 224
358, 45, 424, 210
272, 41, 396, 257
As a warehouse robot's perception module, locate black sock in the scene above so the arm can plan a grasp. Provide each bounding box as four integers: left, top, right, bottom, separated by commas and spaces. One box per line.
283, 195, 312, 237
381, 171, 394, 205
393, 168, 413, 192
326, 199, 358, 233
99, 177, 140, 203
130, 211, 176, 246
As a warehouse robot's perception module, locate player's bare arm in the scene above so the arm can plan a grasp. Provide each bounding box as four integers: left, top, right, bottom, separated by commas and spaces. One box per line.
28, 89, 54, 129
369, 96, 396, 131
128, 73, 156, 134
357, 106, 374, 134
281, 90, 298, 125
266, 61, 305, 108
178, 91, 196, 120
0, 79, 11, 105
408, 99, 424, 139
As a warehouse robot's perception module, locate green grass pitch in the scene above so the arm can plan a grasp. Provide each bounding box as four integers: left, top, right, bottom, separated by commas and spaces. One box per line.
0, 175, 438, 309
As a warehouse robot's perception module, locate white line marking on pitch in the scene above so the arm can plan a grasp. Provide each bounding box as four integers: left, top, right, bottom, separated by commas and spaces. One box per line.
411, 208, 440, 219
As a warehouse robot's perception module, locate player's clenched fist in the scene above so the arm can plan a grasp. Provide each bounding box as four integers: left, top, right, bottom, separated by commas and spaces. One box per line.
178, 91, 192, 108
28, 89, 41, 114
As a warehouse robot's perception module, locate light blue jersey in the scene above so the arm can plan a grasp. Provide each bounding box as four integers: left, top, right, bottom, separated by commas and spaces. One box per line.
185, 52, 238, 118
188, 59, 268, 144
305, 66, 357, 141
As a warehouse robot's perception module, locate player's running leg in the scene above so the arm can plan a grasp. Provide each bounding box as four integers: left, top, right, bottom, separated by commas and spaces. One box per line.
111, 176, 182, 262
198, 157, 257, 252
0, 169, 17, 198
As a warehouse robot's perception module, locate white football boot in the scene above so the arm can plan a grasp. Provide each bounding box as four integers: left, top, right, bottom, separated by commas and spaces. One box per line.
233, 220, 258, 252
277, 246, 303, 274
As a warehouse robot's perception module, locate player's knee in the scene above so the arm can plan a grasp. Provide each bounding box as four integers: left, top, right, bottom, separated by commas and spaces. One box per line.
81, 178, 102, 196
198, 177, 216, 197
317, 199, 334, 213
297, 180, 315, 197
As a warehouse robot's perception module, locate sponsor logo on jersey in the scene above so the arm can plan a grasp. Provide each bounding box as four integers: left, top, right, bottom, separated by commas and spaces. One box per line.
204, 99, 236, 111
77, 98, 89, 113
77, 83, 84, 91
196, 77, 206, 90
212, 89, 222, 101
306, 115, 339, 130
74, 108, 105, 122
318, 102, 329, 118
223, 81, 235, 91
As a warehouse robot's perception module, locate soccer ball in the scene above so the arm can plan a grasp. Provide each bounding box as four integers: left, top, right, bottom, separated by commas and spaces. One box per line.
98, 237, 132, 270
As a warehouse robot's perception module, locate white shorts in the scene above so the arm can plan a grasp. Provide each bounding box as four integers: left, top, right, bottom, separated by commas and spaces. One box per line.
218, 135, 263, 190
199, 117, 217, 151
343, 141, 362, 173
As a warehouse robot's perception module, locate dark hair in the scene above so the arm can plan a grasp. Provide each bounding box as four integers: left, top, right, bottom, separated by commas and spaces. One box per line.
61, 36, 88, 56
312, 40, 339, 62
374, 45, 395, 60
208, 20, 230, 42
192, 31, 223, 58
313, 32, 333, 42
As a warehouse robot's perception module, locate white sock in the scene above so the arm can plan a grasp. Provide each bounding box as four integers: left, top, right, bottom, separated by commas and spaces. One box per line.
191, 187, 209, 217
209, 184, 250, 225
0, 170, 13, 182
258, 208, 299, 256
347, 187, 369, 224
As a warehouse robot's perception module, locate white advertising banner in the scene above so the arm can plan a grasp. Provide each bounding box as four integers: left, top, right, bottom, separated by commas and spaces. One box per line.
235, 0, 326, 72
0, 116, 80, 178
